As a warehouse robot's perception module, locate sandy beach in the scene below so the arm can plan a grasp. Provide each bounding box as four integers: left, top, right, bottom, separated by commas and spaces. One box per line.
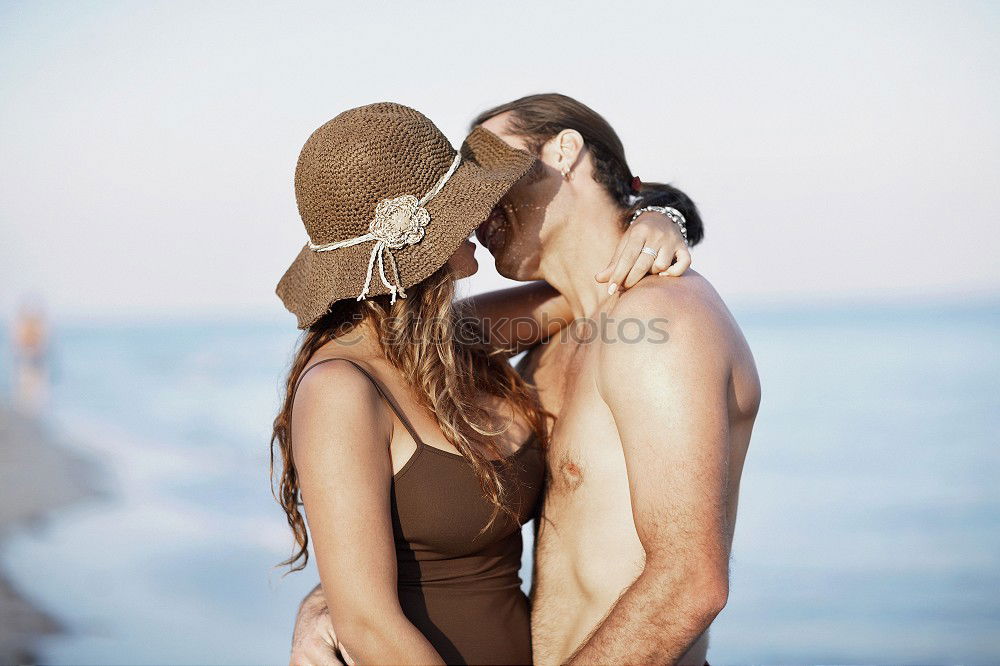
0, 405, 106, 664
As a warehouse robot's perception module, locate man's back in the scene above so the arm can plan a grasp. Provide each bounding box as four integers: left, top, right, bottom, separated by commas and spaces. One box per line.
522, 271, 760, 665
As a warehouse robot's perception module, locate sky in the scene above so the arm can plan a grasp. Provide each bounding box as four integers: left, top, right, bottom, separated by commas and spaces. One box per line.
1, 0, 998, 321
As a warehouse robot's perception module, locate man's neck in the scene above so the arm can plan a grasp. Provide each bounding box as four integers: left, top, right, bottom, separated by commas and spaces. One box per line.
539, 198, 625, 320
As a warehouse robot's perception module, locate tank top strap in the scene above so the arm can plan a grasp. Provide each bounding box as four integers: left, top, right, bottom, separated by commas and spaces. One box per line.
293, 357, 428, 448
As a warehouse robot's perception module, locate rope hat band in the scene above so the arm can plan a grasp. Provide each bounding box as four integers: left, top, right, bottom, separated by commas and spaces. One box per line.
307, 152, 462, 303
276, 103, 538, 329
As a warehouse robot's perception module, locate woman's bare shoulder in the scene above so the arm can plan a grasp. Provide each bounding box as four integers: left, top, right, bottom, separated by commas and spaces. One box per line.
290, 358, 390, 459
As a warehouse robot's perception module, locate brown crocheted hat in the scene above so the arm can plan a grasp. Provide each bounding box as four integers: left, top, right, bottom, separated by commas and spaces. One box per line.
276, 103, 536, 329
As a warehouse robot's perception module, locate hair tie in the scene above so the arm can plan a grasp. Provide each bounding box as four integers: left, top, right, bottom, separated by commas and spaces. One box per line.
630, 176, 642, 193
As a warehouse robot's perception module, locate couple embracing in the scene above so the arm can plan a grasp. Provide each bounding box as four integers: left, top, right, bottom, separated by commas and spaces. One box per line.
271, 94, 760, 665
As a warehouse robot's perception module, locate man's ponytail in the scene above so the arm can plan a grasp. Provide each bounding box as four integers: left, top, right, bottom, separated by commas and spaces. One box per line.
627, 181, 704, 246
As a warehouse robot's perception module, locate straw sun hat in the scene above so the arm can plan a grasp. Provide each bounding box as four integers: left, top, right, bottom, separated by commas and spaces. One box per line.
276, 102, 536, 329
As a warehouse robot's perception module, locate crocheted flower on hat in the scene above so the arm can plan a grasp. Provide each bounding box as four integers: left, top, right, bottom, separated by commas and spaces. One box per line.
369, 195, 431, 249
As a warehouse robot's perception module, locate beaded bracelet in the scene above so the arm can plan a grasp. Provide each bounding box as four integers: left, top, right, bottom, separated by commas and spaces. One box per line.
630, 205, 688, 246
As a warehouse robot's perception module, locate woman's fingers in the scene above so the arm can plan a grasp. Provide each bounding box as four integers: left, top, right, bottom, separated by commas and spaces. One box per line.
623, 249, 658, 288
661, 247, 692, 276
650, 247, 673, 274
595, 232, 630, 284
599, 211, 692, 292
337, 642, 356, 666
606, 236, 646, 294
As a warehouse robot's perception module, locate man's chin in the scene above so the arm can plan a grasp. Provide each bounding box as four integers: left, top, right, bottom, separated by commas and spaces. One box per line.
494, 258, 533, 283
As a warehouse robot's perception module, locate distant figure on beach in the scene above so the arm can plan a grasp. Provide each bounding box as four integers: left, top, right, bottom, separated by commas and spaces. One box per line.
11, 300, 49, 416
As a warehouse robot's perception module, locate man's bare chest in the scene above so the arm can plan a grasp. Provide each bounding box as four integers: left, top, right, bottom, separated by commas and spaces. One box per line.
523, 341, 618, 497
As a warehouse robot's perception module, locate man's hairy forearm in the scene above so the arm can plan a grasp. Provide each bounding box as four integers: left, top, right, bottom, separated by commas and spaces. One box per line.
293, 583, 327, 645
566, 560, 725, 665
299, 583, 325, 612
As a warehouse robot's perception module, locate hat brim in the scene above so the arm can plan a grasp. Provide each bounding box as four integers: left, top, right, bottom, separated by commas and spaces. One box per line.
276, 126, 536, 329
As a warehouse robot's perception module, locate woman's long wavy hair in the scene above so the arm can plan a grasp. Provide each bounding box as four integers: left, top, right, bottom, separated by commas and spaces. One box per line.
270, 263, 550, 573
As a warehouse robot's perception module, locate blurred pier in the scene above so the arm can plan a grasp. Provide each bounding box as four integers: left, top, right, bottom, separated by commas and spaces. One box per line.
0, 407, 105, 663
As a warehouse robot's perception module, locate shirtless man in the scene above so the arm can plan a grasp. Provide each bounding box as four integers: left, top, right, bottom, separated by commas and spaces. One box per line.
291, 93, 760, 665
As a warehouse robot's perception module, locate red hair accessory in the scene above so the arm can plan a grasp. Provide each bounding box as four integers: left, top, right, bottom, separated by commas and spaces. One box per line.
630, 176, 642, 193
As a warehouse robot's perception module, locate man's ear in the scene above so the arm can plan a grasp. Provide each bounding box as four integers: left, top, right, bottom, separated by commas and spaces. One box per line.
540, 129, 585, 174
556, 129, 585, 173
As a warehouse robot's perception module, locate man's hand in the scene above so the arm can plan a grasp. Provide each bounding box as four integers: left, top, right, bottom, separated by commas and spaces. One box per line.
290, 584, 351, 666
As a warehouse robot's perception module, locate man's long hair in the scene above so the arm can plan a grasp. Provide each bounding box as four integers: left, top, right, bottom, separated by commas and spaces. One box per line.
472, 93, 704, 245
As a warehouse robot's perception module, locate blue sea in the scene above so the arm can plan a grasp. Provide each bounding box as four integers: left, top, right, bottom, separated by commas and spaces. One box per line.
1, 299, 998, 664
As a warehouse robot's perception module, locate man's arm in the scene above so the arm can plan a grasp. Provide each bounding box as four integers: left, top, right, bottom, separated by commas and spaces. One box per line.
290, 583, 345, 666
569, 288, 732, 664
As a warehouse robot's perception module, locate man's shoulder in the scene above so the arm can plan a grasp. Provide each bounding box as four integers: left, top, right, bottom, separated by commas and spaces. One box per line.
606, 270, 729, 340
595, 271, 735, 400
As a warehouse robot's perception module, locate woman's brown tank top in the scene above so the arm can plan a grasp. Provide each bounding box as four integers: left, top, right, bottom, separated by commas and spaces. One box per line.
297, 359, 544, 665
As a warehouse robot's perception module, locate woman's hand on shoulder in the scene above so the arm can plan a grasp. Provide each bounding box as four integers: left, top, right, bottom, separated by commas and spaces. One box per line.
595, 210, 692, 295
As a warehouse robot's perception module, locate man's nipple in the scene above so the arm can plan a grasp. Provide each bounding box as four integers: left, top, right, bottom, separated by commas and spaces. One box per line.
558, 456, 584, 492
